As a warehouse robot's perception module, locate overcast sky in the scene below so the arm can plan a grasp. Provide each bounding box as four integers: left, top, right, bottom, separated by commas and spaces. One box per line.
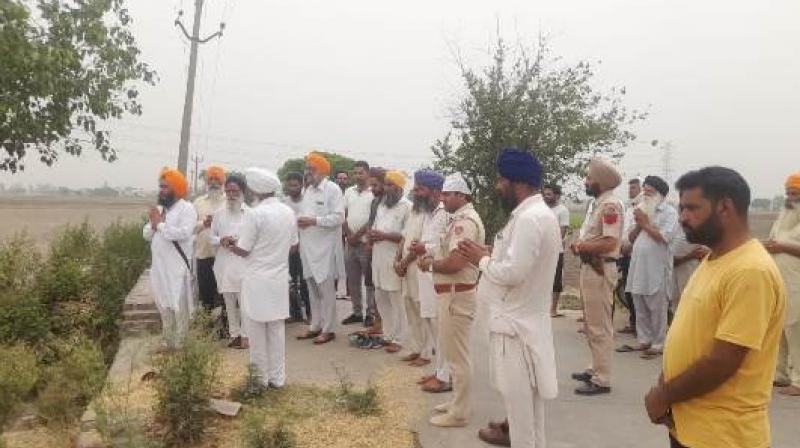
5, 0, 799, 198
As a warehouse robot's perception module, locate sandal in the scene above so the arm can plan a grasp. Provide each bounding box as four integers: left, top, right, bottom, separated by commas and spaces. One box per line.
640, 349, 662, 360
616, 344, 648, 353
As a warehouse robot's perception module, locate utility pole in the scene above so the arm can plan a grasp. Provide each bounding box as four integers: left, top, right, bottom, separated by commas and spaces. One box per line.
174, 1, 225, 175
190, 154, 204, 195
661, 141, 674, 186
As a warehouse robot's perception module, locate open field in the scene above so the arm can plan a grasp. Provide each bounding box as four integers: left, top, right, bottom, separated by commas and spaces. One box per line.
0, 196, 150, 249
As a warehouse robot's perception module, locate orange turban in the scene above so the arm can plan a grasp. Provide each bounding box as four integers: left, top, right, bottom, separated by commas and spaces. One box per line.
305, 152, 331, 175
385, 170, 407, 189
786, 172, 800, 190
160, 169, 189, 199
205, 165, 225, 184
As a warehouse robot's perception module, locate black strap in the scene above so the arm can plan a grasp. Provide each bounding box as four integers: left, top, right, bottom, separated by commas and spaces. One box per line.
172, 241, 192, 272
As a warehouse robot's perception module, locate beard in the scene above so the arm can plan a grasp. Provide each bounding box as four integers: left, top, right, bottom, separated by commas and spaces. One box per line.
638, 193, 663, 220
775, 206, 800, 234
412, 195, 434, 213
684, 213, 723, 247
158, 193, 177, 208
495, 191, 517, 214
208, 186, 223, 198
384, 190, 402, 208
585, 184, 600, 198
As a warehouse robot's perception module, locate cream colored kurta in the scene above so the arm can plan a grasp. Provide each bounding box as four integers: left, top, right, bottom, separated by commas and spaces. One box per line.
371, 198, 411, 292
193, 192, 225, 259
209, 203, 249, 293
770, 209, 800, 324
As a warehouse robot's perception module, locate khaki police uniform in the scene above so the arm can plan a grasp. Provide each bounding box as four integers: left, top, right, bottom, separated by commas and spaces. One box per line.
433, 203, 485, 420
577, 190, 623, 387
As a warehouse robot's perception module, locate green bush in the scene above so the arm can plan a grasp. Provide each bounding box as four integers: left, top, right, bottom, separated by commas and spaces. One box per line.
0, 344, 40, 426
240, 411, 296, 448
95, 386, 163, 448
37, 222, 97, 305
0, 293, 50, 345
0, 233, 43, 295
36, 335, 106, 425
333, 370, 381, 417
154, 315, 220, 446
232, 363, 269, 403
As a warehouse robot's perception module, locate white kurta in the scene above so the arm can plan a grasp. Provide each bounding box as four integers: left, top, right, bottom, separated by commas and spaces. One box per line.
237, 197, 299, 323
210, 203, 249, 293
143, 199, 197, 312
770, 209, 800, 325
371, 198, 411, 292
298, 179, 345, 283
477, 194, 562, 401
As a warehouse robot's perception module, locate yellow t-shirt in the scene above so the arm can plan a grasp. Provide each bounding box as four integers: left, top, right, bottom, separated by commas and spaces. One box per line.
664, 239, 786, 448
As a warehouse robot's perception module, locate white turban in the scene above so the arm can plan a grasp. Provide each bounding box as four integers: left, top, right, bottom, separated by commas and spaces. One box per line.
442, 173, 470, 195
245, 167, 280, 194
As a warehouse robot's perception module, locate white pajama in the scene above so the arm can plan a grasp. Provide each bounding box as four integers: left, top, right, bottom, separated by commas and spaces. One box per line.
155, 280, 191, 349
308, 277, 337, 334
222, 292, 244, 338
404, 295, 430, 356
245, 317, 286, 387
376, 288, 407, 344
491, 333, 545, 448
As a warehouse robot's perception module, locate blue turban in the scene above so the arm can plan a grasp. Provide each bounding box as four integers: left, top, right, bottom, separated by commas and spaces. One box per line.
414, 169, 445, 191
496, 148, 542, 186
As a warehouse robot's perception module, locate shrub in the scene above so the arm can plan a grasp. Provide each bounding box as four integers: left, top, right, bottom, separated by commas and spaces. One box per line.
153, 314, 220, 446
333, 369, 381, 417
37, 222, 97, 305
240, 411, 296, 448
233, 363, 269, 403
0, 344, 40, 426
0, 233, 43, 295
95, 386, 162, 448
0, 293, 49, 345
36, 335, 106, 425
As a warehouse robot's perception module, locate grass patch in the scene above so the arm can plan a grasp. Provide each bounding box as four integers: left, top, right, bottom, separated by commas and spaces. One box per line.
333, 369, 381, 417
232, 363, 270, 403
240, 410, 297, 448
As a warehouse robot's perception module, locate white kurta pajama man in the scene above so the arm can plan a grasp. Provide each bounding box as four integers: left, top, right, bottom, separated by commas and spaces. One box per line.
210, 203, 249, 339
625, 200, 679, 350
372, 198, 411, 344
477, 194, 561, 448
143, 199, 198, 348
401, 208, 433, 358
298, 178, 345, 334
238, 197, 298, 387
771, 208, 800, 388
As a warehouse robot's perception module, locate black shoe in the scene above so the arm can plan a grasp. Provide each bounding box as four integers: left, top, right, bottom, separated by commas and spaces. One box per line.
363, 315, 375, 328
575, 382, 611, 396
571, 371, 593, 382
341, 314, 364, 325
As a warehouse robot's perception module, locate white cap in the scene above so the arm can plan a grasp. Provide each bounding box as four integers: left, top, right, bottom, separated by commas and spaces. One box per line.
245, 167, 281, 194
442, 173, 470, 195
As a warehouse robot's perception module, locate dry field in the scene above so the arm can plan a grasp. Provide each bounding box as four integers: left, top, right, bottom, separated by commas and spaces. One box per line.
0, 196, 150, 249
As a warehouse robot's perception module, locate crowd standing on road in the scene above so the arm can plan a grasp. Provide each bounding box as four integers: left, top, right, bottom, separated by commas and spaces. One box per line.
143, 152, 799, 448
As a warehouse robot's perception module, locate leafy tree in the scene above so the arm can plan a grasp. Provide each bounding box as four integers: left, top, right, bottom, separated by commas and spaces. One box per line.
0, 0, 156, 173
432, 36, 645, 236
277, 151, 356, 181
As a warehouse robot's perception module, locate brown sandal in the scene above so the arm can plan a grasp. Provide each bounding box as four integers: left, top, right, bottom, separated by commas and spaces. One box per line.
296, 330, 321, 340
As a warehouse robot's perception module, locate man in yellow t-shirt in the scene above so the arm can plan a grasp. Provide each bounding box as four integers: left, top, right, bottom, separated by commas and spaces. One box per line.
644, 167, 786, 448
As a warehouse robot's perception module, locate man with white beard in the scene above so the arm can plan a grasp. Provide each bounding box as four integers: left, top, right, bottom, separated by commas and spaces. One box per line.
194, 166, 226, 310
143, 169, 197, 349
670, 231, 708, 311
210, 174, 250, 349
618, 175, 679, 360
765, 172, 800, 396
228, 168, 297, 389
395, 169, 445, 367
370, 170, 411, 353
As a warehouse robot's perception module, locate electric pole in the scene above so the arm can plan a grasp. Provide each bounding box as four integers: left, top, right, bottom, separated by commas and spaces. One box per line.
661, 141, 674, 186
191, 154, 204, 195
174, 1, 225, 175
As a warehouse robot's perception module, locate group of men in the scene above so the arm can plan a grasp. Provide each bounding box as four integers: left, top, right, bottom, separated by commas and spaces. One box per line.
144, 149, 799, 448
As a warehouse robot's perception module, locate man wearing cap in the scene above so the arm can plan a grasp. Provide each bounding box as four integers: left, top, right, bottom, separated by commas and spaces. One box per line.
569, 156, 624, 395
460, 148, 561, 447
618, 176, 679, 360
395, 169, 445, 367
418, 172, 485, 427
370, 170, 411, 353
296, 153, 345, 345
144, 169, 198, 349
765, 172, 800, 396
209, 174, 250, 349
228, 168, 297, 389
193, 166, 226, 311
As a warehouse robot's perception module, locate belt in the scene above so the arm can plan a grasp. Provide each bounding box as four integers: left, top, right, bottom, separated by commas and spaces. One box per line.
434, 283, 476, 294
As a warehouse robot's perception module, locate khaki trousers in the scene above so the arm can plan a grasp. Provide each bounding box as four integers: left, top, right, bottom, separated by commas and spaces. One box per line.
776, 320, 800, 387
437, 289, 476, 420
579, 263, 616, 387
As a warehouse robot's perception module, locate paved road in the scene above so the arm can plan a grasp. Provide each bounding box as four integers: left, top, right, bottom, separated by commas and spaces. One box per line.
416, 306, 800, 448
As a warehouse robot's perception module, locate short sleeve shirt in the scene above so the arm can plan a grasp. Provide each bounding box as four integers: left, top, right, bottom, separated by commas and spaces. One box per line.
664, 239, 786, 448
550, 203, 571, 253
578, 191, 624, 258
433, 203, 485, 285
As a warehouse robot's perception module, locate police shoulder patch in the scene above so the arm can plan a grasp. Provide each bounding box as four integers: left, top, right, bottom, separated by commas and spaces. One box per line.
602, 204, 620, 225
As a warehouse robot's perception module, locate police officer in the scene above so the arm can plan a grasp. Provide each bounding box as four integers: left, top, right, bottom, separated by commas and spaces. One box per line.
570, 156, 624, 396
419, 172, 486, 427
